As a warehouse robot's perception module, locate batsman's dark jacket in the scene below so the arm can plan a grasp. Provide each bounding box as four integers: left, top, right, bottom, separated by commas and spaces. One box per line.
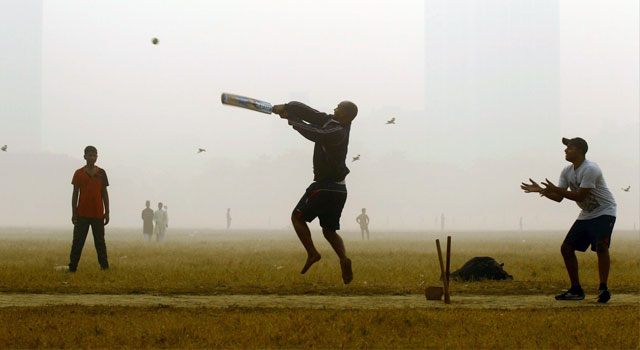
284, 102, 351, 183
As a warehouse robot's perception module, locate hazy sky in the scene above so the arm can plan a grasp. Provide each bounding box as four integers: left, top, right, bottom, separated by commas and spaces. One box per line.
39, 1, 426, 164
1, 1, 638, 231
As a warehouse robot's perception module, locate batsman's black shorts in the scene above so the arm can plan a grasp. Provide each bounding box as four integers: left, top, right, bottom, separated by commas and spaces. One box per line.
564, 215, 616, 252
293, 182, 347, 230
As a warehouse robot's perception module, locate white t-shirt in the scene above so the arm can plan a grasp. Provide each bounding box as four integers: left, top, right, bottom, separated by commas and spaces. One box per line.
558, 159, 616, 220
154, 209, 168, 226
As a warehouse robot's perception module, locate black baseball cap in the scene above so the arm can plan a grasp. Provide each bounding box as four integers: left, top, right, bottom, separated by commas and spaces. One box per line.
562, 137, 588, 154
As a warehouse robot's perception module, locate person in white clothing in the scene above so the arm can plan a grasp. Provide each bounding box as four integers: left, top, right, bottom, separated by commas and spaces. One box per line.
154, 202, 168, 242
164, 205, 169, 229
521, 137, 616, 303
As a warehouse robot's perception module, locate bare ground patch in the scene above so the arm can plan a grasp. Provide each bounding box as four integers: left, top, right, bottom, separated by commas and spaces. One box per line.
0, 292, 637, 309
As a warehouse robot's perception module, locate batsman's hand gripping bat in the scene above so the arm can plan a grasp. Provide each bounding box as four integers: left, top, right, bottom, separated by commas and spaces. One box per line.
221, 93, 273, 114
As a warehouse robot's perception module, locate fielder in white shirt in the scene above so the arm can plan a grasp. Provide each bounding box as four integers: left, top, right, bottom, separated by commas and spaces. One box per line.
521, 137, 616, 303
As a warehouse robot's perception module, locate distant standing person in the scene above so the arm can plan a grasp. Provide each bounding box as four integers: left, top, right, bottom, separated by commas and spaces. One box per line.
356, 208, 370, 240
226, 208, 232, 230
68, 146, 110, 272
164, 205, 169, 229
519, 217, 523, 232
521, 137, 616, 303
271, 100, 358, 284
154, 202, 168, 242
141, 200, 154, 241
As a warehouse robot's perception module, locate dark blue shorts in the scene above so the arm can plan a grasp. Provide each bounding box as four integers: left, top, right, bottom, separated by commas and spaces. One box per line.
293, 182, 347, 230
564, 215, 616, 252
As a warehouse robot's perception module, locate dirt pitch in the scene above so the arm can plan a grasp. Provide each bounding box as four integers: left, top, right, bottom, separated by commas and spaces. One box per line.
1, 293, 637, 310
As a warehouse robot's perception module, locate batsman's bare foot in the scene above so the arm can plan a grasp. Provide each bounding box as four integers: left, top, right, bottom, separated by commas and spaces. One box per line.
340, 258, 353, 284
300, 254, 321, 274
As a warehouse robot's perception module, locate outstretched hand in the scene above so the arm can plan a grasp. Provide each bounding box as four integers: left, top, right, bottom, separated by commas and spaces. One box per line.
541, 178, 559, 194
521, 178, 544, 193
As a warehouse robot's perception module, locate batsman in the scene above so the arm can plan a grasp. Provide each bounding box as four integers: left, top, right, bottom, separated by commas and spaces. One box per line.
271, 100, 358, 284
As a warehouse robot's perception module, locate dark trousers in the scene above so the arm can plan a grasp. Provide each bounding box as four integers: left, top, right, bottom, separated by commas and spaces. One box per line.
69, 217, 109, 271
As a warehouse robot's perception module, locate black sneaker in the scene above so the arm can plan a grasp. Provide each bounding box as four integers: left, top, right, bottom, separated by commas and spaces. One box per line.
555, 289, 585, 301
597, 289, 611, 303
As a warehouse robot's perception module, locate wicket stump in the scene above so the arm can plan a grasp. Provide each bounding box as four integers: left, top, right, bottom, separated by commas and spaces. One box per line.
436, 237, 451, 304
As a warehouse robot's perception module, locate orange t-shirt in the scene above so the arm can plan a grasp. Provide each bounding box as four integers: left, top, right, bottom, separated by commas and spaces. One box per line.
72, 166, 109, 219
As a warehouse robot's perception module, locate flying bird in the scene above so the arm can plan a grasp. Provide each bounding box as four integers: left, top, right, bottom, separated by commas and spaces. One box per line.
197, 148, 206, 153
352, 154, 360, 162
386, 117, 396, 125
1, 145, 6, 152
622, 186, 630, 192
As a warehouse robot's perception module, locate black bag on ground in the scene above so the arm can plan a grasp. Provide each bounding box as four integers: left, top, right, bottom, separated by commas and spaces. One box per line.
450, 257, 513, 281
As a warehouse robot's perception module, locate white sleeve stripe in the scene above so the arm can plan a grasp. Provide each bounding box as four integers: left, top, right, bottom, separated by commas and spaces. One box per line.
290, 121, 342, 134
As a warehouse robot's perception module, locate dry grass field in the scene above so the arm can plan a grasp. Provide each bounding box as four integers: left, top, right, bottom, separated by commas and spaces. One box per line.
0, 227, 638, 348
1, 305, 637, 349
0, 228, 638, 296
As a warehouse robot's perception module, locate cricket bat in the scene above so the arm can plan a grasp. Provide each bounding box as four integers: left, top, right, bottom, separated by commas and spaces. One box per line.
221, 93, 273, 114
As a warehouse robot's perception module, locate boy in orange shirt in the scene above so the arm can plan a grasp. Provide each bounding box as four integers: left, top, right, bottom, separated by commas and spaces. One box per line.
68, 146, 110, 272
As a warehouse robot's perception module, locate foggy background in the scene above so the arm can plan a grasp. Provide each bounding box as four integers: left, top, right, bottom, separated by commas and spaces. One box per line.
1, 1, 638, 232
